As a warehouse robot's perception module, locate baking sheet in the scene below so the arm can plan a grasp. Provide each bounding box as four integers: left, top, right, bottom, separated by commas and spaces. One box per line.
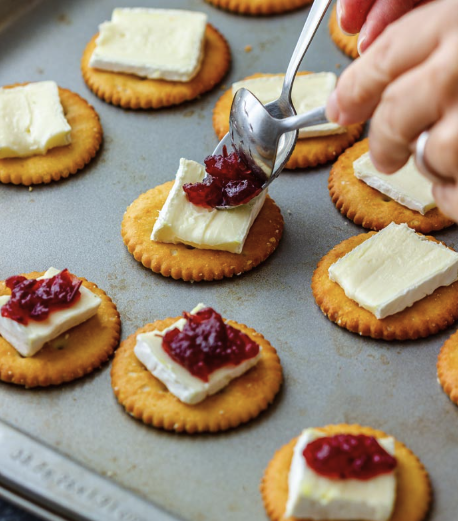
0, 1, 457, 520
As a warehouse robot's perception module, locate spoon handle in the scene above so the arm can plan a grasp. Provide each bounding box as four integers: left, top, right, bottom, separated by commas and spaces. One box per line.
280, 0, 334, 106
278, 106, 328, 132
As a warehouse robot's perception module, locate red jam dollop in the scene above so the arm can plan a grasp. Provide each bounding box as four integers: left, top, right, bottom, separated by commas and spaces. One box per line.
183, 146, 264, 208
1, 269, 82, 325
303, 434, 397, 480
161, 307, 260, 382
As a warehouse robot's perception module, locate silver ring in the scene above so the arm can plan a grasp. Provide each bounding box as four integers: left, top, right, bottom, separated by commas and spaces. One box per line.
414, 130, 446, 184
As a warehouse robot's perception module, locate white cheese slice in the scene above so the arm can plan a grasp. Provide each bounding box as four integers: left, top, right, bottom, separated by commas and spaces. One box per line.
328, 222, 458, 319
285, 428, 396, 521
151, 158, 266, 254
134, 303, 262, 405
0, 268, 101, 357
89, 8, 207, 82
232, 73, 346, 138
0, 82, 71, 159
354, 153, 436, 215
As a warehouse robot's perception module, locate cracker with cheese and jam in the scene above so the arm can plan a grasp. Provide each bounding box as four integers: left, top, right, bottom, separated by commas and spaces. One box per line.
111, 304, 282, 433
213, 72, 364, 170
262, 424, 431, 521
329, 139, 454, 233
0, 268, 120, 387
81, 8, 230, 109
0, 81, 102, 186
121, 151, 284, 282
312, 223, 458, 340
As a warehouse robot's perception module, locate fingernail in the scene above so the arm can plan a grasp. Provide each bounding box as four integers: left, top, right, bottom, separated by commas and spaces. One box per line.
326, 91, 340, 123
336, 0, 355, 36
357, 23, 367, 55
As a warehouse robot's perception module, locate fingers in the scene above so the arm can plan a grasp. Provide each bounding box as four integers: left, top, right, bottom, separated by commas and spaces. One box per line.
368, 32, 458, 174
326, 1, 450, 126
337, 0, 376, 35
433, 182, 458, 221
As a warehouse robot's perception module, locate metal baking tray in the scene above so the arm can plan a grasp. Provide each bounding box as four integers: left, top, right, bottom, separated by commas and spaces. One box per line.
0, 0, 457, 520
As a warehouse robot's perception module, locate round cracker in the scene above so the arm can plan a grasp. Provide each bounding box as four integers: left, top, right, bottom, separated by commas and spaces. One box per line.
261, 424, 431, 521
213, 73, 364, 169
437, 329, 458, 406
0, 86, 102, 186
81, 24, 231, 109
204, 0, 311, 15
121, 181, 284, 282
311, 232, 458, 340
111, 317, 283, 433
328, 5, 359, 59
0, 272, 121, 387
329, 139, 454, 233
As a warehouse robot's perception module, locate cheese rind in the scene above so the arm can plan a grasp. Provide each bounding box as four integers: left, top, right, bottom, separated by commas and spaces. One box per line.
0, 82, 71, 159
134, 304, 262, 404
285, 428, 396, 521
328, 223, 458, 319
151, 159, 266, 254
90, 9, 207, 82
354, 153, 436, 215
0, 268, 101, 357
232, 73, 346, 138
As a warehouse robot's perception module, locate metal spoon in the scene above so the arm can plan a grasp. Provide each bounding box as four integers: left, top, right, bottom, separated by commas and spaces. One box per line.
212, 0, 333, 209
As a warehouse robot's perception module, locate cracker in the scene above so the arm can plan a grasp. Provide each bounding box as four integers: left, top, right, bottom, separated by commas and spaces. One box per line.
329, 139, 454, 233
121, 181, 284, 282
261, 423, 431, 521
111, 317, 283, 433
312, 232, 458, 340
437, 329, 458, 406
0, 86, 102, 186
213, 73, 364, 169
204, 0, 312, 16
0, 272, 121, 387
81, 24, 231, 109
329, 5, 359, 59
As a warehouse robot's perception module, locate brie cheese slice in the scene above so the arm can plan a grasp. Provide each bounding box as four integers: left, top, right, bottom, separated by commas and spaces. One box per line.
0, 82, 71, 159
354, 153, 436, 215
232, 73, 346, 138
328, 223, 458, 319
134, 304, 262, 405
151, 158, 266, 254
0, 268, 101, 357
285, 428, 396, 521
90, 8, 207, 82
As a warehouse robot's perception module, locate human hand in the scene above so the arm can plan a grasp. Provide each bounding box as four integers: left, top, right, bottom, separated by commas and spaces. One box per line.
327, 0, 458, 220
336, 0, 426, 54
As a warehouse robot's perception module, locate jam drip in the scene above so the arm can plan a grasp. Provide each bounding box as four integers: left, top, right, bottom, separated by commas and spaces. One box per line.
1, 269, 82, 325
303, 434, 397, 480
162, 307, 260, 382
183, 147, 264, 208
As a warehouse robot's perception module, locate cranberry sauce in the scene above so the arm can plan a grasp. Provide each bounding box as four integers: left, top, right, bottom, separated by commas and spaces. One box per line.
162, 307, 260, 382
303, 434, 397, 480
183, 146, 264, 208
1, 269, 82, 325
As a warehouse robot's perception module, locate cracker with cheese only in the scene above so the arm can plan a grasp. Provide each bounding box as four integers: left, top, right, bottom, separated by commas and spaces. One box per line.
328, 5, 359, 59
312, 231, 458, 340
81, 24, 230, 109
0, 272, 121, 387
121, 181, 284, 282
261, 424, 432, 521
437, 329, 458, 406
329, 139, 454, 233
204, 0, 311, 15
0, 85, 102, 186
213, 73, 364, 169
111, 317, 282, 433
